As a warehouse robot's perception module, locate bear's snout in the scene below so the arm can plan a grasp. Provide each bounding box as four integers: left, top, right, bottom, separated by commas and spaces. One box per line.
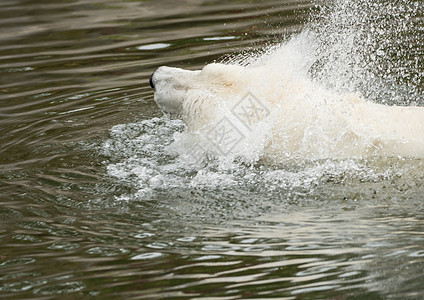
150, 66, 193, 119
149, 73, 155, 89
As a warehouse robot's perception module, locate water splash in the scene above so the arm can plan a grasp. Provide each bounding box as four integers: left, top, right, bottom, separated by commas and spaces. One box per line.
228, 0, 423, 104
101, 116, 424, 215
307, 0, 423, 105
102, 0, 424, 205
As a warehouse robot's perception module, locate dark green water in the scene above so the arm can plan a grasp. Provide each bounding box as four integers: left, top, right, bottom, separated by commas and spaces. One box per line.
1, 0, 423, 299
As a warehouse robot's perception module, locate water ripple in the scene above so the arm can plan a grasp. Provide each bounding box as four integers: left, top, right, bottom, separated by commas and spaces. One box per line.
0, 0, 423, 299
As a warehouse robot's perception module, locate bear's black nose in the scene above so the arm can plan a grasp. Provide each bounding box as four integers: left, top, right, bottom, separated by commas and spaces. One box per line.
149, 73, 155, 89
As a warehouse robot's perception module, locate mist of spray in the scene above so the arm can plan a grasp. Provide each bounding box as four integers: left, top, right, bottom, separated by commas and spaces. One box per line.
229, 0, 423, 105
307, 0, 423, 105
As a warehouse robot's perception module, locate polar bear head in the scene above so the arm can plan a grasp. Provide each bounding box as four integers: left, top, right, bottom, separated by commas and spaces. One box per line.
150, 63, 259, 128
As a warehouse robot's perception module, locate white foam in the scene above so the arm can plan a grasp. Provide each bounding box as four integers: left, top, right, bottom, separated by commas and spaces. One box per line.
101, 115, 416, 205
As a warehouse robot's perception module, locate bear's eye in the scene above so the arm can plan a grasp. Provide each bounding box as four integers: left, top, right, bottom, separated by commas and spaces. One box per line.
221, 82, 234, 87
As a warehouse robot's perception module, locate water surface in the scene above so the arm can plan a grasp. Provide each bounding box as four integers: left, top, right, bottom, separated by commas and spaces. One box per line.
1, 0, 424, 299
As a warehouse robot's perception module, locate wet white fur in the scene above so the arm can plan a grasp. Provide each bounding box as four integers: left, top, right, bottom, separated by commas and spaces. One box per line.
152, 63, 424, 160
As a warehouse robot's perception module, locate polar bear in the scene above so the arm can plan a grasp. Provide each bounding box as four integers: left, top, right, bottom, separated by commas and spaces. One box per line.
150, 63, 424, 160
